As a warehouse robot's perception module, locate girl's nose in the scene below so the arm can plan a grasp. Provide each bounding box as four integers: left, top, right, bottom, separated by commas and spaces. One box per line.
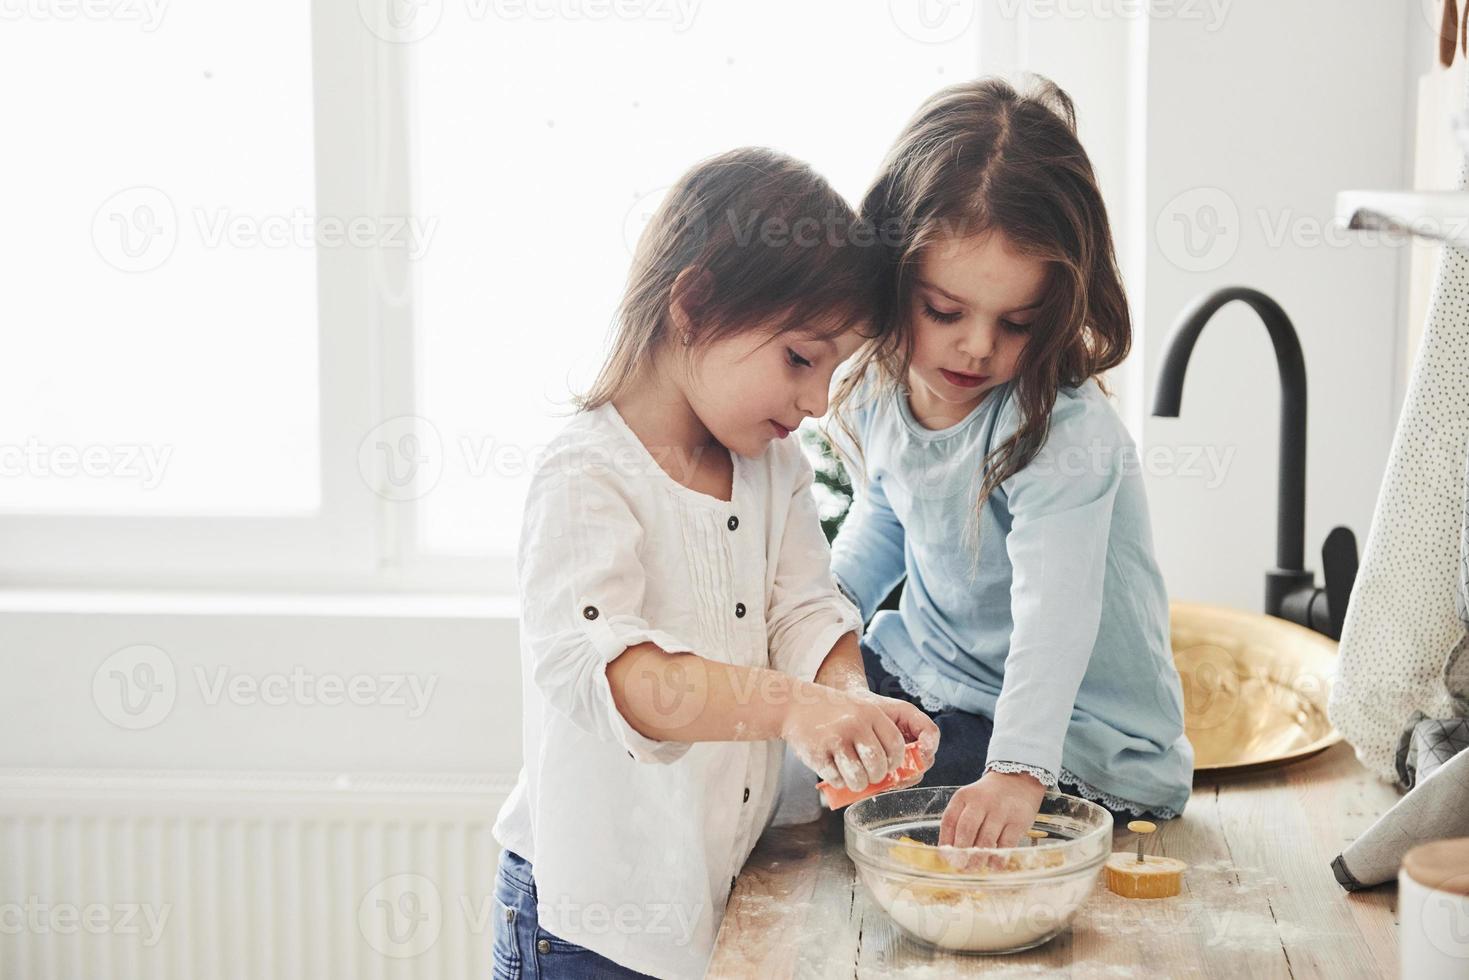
797, 377, 830, 419
958, 322, 996, 362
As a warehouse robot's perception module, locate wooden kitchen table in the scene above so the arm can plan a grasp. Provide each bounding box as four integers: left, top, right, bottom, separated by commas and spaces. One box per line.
708, 742, 1404, 978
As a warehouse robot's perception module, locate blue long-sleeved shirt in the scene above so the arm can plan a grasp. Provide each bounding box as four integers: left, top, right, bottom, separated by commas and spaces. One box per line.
829, 374, 1193, 817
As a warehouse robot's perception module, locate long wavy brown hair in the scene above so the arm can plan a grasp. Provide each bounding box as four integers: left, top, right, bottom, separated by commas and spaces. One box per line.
825, 74, 1132, 519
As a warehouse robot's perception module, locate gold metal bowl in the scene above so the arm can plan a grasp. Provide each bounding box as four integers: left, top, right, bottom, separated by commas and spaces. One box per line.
1170, 600, 1341, 774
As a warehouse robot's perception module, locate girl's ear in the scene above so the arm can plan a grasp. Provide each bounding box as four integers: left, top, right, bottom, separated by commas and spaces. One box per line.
668, 266, 716, 333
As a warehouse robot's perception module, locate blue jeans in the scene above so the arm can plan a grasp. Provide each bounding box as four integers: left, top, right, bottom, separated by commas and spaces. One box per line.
492, 848, 656, 980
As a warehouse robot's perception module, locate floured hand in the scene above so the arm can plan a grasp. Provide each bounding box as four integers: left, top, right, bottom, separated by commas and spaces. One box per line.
938, 769, 1047, 869
780, 686, 937, 792
850, 690, 938, 789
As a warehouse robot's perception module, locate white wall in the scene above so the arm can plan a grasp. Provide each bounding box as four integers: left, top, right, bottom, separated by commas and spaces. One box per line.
0, 596, 521, 777
1136, 1, 1420, 613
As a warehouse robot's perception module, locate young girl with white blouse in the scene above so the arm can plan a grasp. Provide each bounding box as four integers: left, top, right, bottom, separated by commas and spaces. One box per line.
491, 147, 940, 980
824, 76, 1195, 853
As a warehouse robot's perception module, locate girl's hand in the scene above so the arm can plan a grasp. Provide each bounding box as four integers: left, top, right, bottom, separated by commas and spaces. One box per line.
780, 687, 933, 791
938, 769, 1047, 856
846, 689, 939, 789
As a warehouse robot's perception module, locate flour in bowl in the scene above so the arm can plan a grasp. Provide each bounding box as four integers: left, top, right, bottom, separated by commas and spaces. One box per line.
865, 870, 1097, 952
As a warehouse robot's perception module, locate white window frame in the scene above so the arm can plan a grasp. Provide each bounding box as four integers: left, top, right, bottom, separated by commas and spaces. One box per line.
1, 3, 515, 596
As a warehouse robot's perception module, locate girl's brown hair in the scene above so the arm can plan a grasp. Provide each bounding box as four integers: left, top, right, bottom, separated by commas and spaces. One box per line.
576, 147, 885, 411
826, 73, 1131, 511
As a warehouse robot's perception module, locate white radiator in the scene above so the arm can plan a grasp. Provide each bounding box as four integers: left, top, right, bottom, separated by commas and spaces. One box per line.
0, 769, 514, 980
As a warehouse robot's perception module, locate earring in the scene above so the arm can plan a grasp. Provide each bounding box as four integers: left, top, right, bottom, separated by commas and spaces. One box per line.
682, 331, 693, 346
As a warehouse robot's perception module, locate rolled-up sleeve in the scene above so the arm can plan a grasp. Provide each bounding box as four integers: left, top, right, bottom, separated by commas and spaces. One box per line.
984, 398, 1124, 782
764, 446, 863, 684
517, 450, 697, 765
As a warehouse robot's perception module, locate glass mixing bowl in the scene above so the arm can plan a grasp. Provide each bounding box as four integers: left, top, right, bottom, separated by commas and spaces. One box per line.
844, 787, 1112, 954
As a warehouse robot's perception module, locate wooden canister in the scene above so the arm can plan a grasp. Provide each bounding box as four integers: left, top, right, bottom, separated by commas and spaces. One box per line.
1401, 838, 1469, 979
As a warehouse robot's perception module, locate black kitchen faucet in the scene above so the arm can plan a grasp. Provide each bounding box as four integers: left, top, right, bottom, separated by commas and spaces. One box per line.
1152, 286, 1359, 640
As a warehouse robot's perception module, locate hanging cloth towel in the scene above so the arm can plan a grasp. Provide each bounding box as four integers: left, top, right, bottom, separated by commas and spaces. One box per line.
1333, 745, 1469, 889
1332, 437, 1469, 890
1327, 62, 1469, 784
1394, 439, 1469, 791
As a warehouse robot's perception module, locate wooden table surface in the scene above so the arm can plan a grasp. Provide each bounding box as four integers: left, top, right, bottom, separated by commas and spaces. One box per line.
709, 742, 1405, 978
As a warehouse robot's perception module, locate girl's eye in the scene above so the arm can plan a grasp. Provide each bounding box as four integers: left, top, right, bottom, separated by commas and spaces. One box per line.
787, 348, 812, 368
921, 304, 963, 325
1001, 320, 1032, 334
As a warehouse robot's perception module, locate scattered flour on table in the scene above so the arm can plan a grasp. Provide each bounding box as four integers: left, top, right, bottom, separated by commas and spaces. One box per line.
880, 962, 1057, 978
729, 892, 813, 923
1080, 859, 1335, 950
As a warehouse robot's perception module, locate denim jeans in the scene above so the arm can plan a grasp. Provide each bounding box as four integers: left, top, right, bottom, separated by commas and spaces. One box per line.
492, 848, 657, 980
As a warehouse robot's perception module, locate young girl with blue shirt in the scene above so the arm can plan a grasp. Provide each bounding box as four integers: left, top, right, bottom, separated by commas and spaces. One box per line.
825, 76, 1194, 852
491, 147, 940, 980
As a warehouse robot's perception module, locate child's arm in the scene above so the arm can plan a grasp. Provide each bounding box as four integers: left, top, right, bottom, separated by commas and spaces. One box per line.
763, 441, 938, 777
829, 465, 907, 624
766, 444, 868, 684
811, 630, 869, 695
808, 630, 939, 779
605, 639, 927, 790
940, 401, 1126, 850
823, 467, 939, 779
810, 440, 939, 765
519, 448, 921, 790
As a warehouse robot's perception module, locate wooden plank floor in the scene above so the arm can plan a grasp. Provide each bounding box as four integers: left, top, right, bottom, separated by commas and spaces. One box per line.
709, 742, 1404, 979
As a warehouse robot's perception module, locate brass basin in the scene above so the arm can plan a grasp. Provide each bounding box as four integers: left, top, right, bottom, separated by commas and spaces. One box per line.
1170, 600, 1341, 774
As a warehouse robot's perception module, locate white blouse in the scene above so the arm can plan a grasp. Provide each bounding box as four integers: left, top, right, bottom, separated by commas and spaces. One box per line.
492, 401, 862, 980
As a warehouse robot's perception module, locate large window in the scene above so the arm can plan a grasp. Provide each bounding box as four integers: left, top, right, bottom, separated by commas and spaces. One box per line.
3, 1, 1003, 593
2, 5, 319, 516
